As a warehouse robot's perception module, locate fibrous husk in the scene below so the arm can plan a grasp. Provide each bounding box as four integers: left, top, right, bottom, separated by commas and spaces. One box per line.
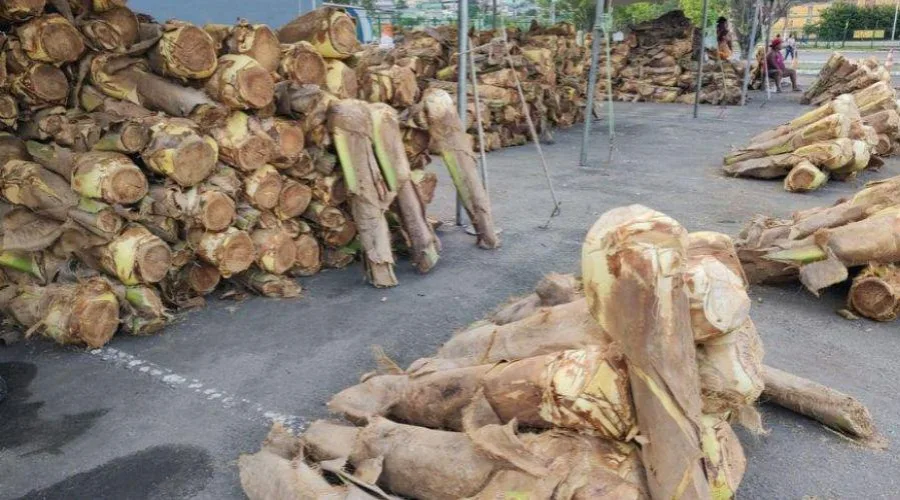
70, 151, 148, 205
582, 204, 710, 499
329, 99, 397, 287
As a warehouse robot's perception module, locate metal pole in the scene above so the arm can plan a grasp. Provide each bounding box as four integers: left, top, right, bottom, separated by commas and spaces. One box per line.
455, 0, 469, 226
740, 0, 761, 106
692, 0, 710, 118
579, 0, 606, 167
550, 0, 556, 24
603, 0, 614, 151
893, 0, 898, 40
762, 2, 771, 102
492, 0, 498, 30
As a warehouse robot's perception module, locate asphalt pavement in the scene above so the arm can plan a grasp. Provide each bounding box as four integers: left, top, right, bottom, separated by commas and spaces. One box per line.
3, 92, 900, 499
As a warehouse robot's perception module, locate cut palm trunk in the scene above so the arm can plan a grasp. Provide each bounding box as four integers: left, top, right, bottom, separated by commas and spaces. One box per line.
684, 235, 751, 342
369, 103, 440, 273
423, 89, 499, 249
330, 345, 634, 439
848, 263, 900, 321
210, 111, 275, 171
90, 54, 228, 128
1, 160, 79, 221
0, 95, 18, 130
324, 59, 358, 99
93, 120, 150, 153
277, 7, 360, 59
220, 20, 281, 73
191, 226, 256, 277
205, 54, 275, 110
147, 184, 236, 232
260, 118, 305, 169
142, 120, 219, 187
95, 224, 172, 285
329, 99, 397, 287
762, 365, 880, 445
491, 273, 579, 325
70, 151, 148, 205
0, 0, 46, 21
582, 204, 711, 499
10, 62, 69, 107
724, 113, 851, 165
275, 178, 311, 220
149, 21, 219, 80
750, 94, 859, 144
79, 7, 140, 52
700, 414, 747, 499
17, 14, 86, 66
784, 161, 828, 193
121, 284, 170, 335
697, 320, 765, 415
237, 268, 301, 298
278, 41, 327, 86
243, 165, 283, 210
422, 298, 607, 372
0, 277, 120, 348
290, 233, 321, 277
251, 228, 297, 275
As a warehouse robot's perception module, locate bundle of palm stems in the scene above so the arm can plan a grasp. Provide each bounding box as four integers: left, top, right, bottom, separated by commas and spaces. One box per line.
802, 52, 892, 106
722, 81, 900, 192
0, 3, 503, 349
736, 175, 900, 322
239, 205, 879, 500
597, 11, 746, 106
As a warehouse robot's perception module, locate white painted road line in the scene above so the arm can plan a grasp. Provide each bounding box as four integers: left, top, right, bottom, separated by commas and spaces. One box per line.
89, 347, 309, 432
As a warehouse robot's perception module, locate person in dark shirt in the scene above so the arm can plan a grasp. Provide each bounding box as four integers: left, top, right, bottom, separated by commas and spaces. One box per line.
716, 17, 733, 60
766, 38, 800, 92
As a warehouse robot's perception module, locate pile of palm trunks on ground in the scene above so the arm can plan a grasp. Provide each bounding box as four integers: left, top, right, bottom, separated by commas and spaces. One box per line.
802, 52, 892, 106
239, 205, 880, 500
737, 175, 900, 322
722, 81, 899, 192
0, 3, 501, 349
598, 11, 745, 106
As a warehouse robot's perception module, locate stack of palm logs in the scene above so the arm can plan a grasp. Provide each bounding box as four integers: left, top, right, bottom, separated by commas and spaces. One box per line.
239, 205, 880, 500
597, 11, 745, 106
722, 81, 899, 192
737, 175, 900, 322
802, 52, 892, 106
0, 3, 500, 349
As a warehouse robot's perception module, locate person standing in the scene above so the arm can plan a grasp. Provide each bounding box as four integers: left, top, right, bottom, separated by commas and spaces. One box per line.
716, 17, 734, 60
767, 38, 800, 92
785, 32, 797, 60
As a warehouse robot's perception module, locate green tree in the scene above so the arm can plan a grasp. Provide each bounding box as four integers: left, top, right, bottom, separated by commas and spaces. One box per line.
815, 4, 895, 41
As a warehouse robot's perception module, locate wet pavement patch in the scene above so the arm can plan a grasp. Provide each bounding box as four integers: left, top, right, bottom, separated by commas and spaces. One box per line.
19, 444, 214, 499
0, 362, 108, 456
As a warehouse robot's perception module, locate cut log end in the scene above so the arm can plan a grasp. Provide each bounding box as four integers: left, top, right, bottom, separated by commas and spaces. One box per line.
848, 276, 899, 321
74, 287, 120, 348
187, 262, 222, 295
29, 64, 69, 102
173, 140, 218, 187
200, 191, 236, 232
137, 241, 174, 284
40, 19, 85, 64
233, 64, 276, 109
108, 166, 149, 205
171, 26, 219, 77
330, 15, 359, 56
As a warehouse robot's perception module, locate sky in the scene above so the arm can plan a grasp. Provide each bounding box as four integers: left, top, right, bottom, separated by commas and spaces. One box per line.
129, 0, 306, 28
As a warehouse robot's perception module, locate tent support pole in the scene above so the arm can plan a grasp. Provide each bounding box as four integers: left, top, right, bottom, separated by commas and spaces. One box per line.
579, 0, 607, 167
740, 0, 762, 106
693, 0, 711, 118
455, 0, 468, 225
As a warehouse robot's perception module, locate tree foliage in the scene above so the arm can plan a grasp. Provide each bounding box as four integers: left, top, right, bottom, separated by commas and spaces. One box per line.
812, 4, 896, 40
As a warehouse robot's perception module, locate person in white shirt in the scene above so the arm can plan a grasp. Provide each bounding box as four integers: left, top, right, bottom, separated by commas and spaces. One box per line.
785, 33, 797, 60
